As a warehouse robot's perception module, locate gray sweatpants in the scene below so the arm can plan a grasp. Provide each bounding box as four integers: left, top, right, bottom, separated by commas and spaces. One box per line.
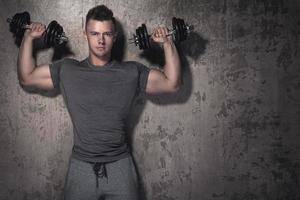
64, 156, 138, 200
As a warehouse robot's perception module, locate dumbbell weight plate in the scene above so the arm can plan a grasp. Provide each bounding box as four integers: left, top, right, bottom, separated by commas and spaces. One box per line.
142, 24, 150, 49
176, 18, 183, 42
138, 26, 145, 49
10, 12, 30, 37
49, 22, 58, 46
180, 18, 187, 41
51, 21, 61, 46
135, 26, 142, 49
7, 11, 31, 47
172, 17, 180, 43
173, 17, 187, 42
140, 25, 146, 49
178, 18, 185, 42
54, 24, 63, 46
135, 24, 150, 49
45, 20, 58, 47
140, 24, 148, 49
50, 21, 62, 46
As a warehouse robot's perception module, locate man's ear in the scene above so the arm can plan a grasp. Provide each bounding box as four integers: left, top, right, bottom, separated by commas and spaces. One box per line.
83, 30, 87, 41
113, 32, 118, 42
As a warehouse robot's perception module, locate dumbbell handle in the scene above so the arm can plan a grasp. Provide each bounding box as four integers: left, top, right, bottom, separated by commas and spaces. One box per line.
7, 18, 68, 43
129, 31, 172, 43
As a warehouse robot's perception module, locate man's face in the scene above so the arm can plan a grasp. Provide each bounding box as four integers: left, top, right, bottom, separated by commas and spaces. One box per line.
84, 19, 116, 59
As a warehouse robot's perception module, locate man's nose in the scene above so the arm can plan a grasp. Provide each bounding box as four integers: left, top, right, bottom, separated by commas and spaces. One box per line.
97, 34, 105, 43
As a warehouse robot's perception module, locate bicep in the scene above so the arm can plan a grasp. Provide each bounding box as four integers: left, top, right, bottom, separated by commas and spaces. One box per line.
25, 64, 55, 90
146, 69, 172, 94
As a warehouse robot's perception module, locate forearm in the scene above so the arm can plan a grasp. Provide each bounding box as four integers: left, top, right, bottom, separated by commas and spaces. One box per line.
17, 36, 36, 84
163, 41, 181, 89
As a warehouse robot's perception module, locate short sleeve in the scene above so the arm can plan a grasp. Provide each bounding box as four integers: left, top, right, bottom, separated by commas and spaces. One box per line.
136, 62, 150, 93
49, 59, 64, 89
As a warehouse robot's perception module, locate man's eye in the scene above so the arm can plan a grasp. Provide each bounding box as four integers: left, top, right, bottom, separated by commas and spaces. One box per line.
103, 32, 114, 37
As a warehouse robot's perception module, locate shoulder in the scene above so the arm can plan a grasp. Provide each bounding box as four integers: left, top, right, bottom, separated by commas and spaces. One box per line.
122, 61, 140, 65
121, 61, 149, 71
64, 57, 81, 65
51, 57, 79, 66
122, 61, 145, 67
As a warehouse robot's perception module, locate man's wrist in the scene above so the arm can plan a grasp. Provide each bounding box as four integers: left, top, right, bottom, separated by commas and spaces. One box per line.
22, 35, 35, 43
163, 40, 175, 48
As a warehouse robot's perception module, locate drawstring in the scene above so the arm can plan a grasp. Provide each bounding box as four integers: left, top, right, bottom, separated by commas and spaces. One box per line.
92, 162, 107, 187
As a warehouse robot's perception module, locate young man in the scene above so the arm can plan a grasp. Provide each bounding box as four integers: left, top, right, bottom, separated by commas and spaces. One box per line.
18, 5, 181, 200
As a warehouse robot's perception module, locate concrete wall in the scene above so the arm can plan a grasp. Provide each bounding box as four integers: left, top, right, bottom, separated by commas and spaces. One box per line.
1, 0, 300, 199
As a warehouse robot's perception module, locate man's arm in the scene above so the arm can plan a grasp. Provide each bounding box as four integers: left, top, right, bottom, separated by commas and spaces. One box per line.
146, 27, 181, 95
18, 22, 54, 90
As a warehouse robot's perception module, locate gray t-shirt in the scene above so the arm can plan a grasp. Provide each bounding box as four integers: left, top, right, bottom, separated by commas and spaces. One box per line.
49, 58, 150, 162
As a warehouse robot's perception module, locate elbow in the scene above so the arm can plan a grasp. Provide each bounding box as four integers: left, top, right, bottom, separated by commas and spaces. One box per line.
19, 79, 29, 87
18, 76, 32, 87
172, 84, 181, 93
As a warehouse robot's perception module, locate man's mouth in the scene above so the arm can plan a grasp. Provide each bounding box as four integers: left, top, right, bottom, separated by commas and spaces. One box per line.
96, 46, 105, 50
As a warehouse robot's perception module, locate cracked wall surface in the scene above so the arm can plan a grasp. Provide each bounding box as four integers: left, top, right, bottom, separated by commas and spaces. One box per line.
0, 0, 300, 199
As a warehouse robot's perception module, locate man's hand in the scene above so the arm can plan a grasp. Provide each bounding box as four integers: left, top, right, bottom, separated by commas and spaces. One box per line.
23, 22, 46, 40
151, 26, 173, 44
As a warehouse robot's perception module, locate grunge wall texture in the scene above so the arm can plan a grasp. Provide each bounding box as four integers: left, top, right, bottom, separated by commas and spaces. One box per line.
0, 0, 300, 199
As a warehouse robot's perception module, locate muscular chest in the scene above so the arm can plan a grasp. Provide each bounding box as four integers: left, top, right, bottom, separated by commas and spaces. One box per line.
61, 66, 138, 108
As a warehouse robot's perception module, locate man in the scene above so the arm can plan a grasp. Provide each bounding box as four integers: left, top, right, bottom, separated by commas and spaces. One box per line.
18, 5, 181, 200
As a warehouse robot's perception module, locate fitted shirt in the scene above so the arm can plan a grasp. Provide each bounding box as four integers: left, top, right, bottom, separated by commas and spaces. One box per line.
49, 58, 150, 162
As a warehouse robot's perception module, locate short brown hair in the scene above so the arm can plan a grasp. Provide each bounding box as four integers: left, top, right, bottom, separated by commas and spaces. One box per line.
85, 5, 116, 30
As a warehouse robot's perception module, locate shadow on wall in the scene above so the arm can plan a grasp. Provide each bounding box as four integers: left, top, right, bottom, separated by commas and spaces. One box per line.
126, 31, 208, 200
111, 20, 126, 62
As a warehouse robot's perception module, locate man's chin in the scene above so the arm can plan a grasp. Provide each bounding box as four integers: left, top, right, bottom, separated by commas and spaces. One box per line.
93, 52, 111, 59
93, 50, 106, 56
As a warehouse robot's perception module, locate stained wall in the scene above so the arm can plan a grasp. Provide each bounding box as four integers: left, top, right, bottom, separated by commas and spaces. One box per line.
0, 0, 299, 199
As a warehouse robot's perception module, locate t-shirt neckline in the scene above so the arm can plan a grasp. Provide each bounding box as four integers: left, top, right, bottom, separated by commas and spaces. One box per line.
85, 58, 115, 70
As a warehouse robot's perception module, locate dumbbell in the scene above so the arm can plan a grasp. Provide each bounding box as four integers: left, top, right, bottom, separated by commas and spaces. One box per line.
7, 11, 68, 48
130, 17, 194, 50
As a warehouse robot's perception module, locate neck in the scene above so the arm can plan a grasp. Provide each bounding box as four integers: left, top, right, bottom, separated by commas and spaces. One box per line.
89, 54, 111, 67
